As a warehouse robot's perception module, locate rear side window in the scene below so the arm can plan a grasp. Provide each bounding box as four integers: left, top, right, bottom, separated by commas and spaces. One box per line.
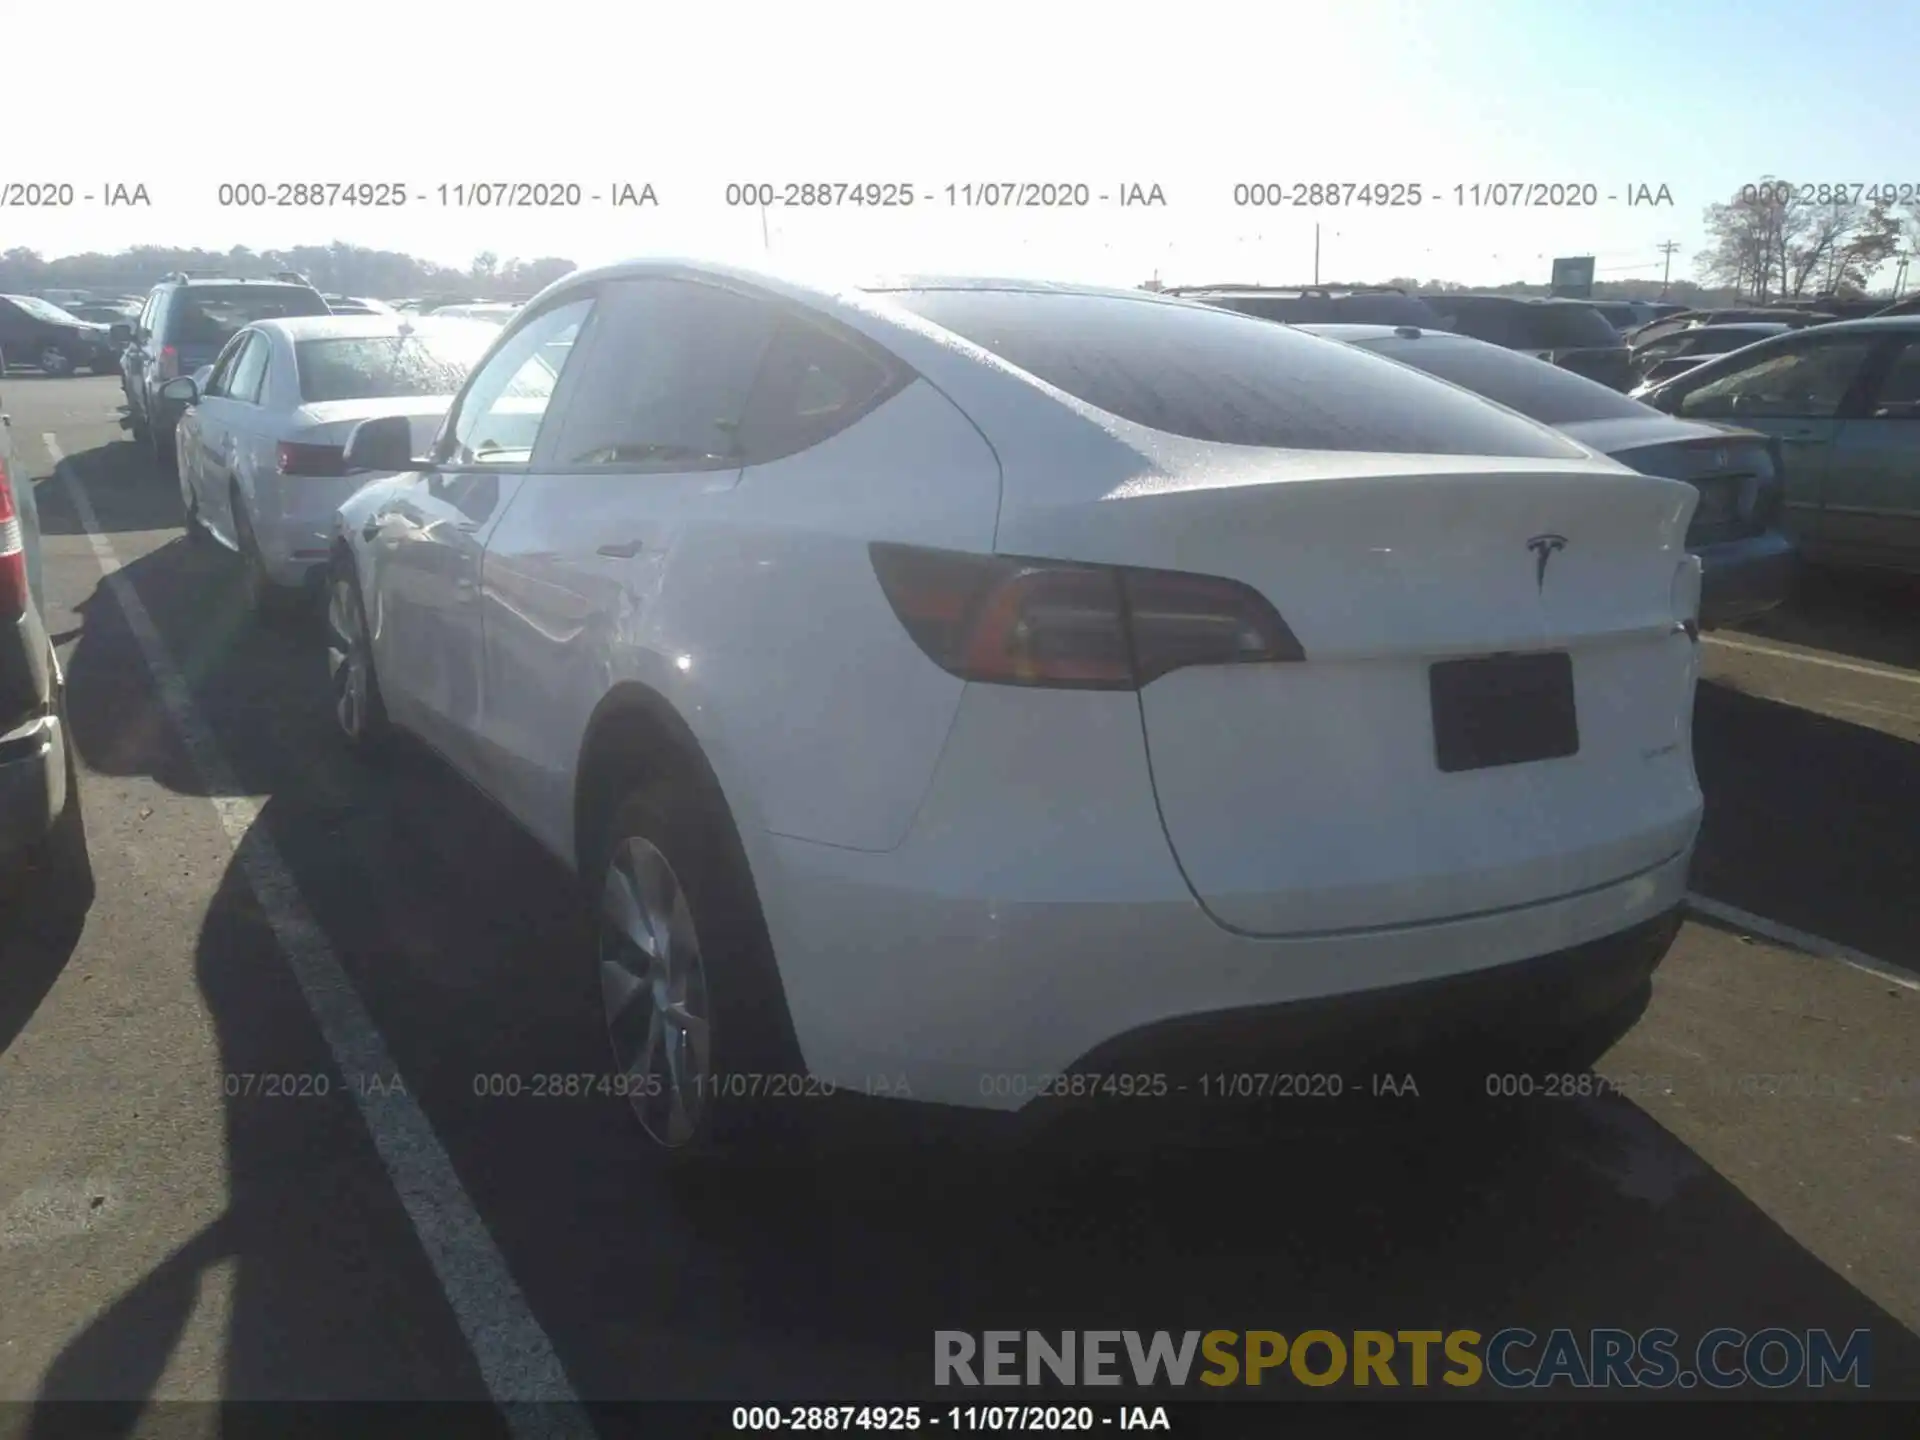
225, 333, 271, 403
737, 315, 904, 463
1362, 336, 1651, 426
883, 289, 1585, 457
1433, 302, 1514, 346
546, 278, 777, 470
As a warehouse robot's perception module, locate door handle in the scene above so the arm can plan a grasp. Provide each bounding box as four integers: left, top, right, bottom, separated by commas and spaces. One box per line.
597, 539, 646, 559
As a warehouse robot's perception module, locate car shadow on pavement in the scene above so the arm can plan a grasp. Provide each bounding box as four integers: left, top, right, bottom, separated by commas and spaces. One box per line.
1693, 677, 1920, 976
1739, 569, 1920, 674
0, 741, 95, 1056
30, 438, 187, 541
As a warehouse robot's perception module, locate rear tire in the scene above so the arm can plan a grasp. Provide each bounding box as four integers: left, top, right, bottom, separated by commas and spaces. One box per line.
38, 346, 75, 378
590, 771, 808, 1171
232, 492, 294, 622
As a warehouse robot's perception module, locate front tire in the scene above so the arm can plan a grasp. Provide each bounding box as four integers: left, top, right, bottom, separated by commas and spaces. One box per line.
326, 559, 392, 756
591, 774, 806, 1166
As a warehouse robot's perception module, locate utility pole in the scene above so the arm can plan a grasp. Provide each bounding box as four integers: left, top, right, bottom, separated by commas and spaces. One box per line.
1656, 240, 1680, 297
1313, 224, 1321, 285
760, 202, 771, 254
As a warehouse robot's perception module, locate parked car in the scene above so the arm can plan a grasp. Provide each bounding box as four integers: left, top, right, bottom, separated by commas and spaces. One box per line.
0, 295, 120, 377
1630, 322, 1792, 384
166, 315, 497, 612
1419, 294, 1633, 389
328, 263, 1702, 1163
1628, 308, 1833, 348
1165, 284, 1447, 328
117, 273, 333, 467
1302, 323, 1797, 628
430, 302, 520, 325
1585, 299, 1658, 333
1634, 315, 1920, 575
323, 295, 397, 316
0, 383, 78, 890
64, 300, 143, 327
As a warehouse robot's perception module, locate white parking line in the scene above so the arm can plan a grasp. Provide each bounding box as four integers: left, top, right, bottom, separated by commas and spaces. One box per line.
1702, 633, 1920, 686
1683, 892, 1919, 991
49, 437, 593, 1436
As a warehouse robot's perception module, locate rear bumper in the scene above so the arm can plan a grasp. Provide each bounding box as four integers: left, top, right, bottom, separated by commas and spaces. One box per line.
1697, 528, 1799, 628
0, 710, 68, 869
253, 477, 366, 588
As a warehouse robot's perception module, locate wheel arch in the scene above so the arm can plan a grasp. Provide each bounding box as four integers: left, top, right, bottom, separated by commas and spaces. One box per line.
572, 681, 751, 882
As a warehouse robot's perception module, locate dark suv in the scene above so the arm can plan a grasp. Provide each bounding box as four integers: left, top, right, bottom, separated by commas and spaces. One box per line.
117, 272, 330, 465
0, 295, 121, 377
1166, 284, 1447, 328
1419, 294, 1634, 390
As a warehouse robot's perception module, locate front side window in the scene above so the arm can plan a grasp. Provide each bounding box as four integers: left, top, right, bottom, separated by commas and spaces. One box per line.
1677, 338, 1878, 421
545, 279, 778, 470
1866, 341, 1920, 418
447, 296, 594, 465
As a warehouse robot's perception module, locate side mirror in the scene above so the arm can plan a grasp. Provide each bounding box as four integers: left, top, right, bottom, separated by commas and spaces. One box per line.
159, 375, 199, 405
109, 324, 132, 345
343, 414, 417, 473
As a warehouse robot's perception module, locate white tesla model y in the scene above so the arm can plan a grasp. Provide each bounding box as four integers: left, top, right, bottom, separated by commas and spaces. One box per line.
328, 263, 1704, 1158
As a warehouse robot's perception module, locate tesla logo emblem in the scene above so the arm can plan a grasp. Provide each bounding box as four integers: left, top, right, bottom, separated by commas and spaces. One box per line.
1527, 534, 1568, 591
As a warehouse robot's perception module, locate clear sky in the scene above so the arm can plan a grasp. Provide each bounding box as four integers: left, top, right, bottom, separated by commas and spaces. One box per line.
7, 0, 1917, 288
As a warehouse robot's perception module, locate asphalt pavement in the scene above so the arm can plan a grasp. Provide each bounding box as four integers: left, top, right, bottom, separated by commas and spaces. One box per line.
1, 377, 1916, 1422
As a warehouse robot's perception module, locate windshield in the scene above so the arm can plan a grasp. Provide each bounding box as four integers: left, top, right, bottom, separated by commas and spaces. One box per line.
294, 323, 497, 402
881, 288, 1584, 457
1359, 335, 1652, 426
168, 286, 330, 346
7, 295, 87, 325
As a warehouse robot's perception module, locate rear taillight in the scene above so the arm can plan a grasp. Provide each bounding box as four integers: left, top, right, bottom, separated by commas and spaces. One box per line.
0, 457, 26, 619
869, 543, 1304, 690
277, 442, 347, 477
157, 345, 180, 381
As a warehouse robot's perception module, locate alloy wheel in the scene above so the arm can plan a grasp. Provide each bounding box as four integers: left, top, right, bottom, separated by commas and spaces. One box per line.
326, 575, 370, 740
599, 836, 713, 1148
39, 347, 73, 377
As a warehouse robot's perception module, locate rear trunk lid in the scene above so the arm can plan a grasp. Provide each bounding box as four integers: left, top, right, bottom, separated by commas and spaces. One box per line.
291, 397, 454, 454
1562, 416, 1782, 545
997, 448, 1703, 935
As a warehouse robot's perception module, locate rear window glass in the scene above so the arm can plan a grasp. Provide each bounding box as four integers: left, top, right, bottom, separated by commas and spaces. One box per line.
882, 289, 1586, 457
1360, 336, 1652, 426
1196, 293, 1443, 328
294, 324, 497, 402
1513, 304, 1623, 349
166, 286, 330, 346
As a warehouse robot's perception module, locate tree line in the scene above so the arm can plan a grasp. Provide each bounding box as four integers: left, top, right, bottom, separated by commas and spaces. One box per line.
1697, 180, 1915, 302
0, 243, 577, 300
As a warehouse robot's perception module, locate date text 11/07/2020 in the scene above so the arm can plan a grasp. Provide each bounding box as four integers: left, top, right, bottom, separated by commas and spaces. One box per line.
1230, 181, 1674, 207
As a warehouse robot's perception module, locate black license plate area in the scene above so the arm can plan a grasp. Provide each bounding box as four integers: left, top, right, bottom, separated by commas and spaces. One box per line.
1430, 652, 1579, 773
